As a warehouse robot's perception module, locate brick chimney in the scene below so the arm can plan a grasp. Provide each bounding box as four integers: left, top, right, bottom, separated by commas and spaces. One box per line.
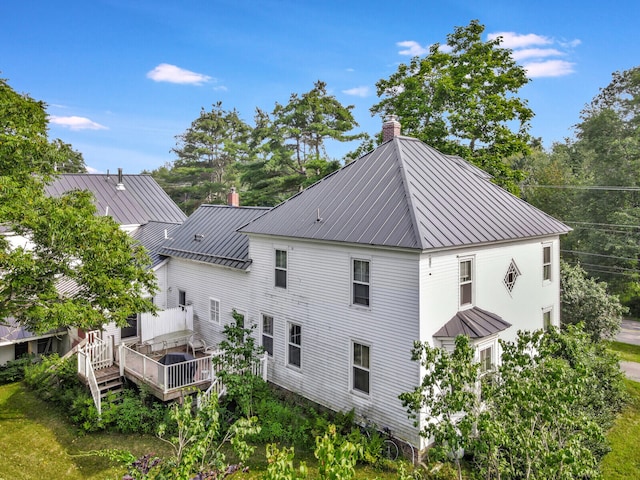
227, 187, 239, 207
382, 115, 401, 142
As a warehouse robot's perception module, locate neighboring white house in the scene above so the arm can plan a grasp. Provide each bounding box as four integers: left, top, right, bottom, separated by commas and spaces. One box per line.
0, 169, 186, 365
156, 118, 570, 449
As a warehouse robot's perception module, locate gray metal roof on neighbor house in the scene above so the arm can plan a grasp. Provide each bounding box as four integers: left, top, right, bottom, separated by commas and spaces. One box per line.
131, 221, 183, 268
0, 318, 66, 346
239, 136, 571, 250
433, 307, 512, 338
45, 173, 186, 226
159, 205, 270, 270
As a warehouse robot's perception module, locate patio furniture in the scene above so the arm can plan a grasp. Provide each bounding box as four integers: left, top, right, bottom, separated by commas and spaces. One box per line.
188, 333, 208, 356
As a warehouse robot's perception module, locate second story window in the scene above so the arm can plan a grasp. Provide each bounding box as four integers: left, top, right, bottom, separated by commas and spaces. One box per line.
543, 244, 552, 282
275, 249, 287, 288
352, 259, 370, 307
459, 258, 473, 307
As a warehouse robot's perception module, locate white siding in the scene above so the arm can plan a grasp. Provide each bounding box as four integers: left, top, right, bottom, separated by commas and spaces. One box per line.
247, 236, 422, 446
419, 236, 562, 345
165, 258, 253, 349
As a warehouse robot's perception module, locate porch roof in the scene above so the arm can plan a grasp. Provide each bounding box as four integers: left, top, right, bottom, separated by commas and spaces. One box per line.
433, 307, 511, 339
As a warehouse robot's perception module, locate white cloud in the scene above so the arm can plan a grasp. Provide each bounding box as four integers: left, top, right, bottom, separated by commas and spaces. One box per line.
559, 38, 582, 48
397, 40, 429, 56
488, 32, 552, 49
512, 48, 564, 61
49, 116, 108, 130
213, 85, 228, 92
342, 86, 370, 97
346, 68, 355, 72
524, 60, 576, 78
146, 63, 212, 85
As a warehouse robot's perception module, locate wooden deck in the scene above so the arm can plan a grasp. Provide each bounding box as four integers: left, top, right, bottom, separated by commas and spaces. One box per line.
118, 344, 216, 402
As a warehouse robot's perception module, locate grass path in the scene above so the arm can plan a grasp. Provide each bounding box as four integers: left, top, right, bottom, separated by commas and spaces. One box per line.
602, 380, 640, 479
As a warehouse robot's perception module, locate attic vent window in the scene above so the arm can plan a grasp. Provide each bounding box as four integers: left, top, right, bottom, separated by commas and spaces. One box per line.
194, 234, 204, 242
503, 260, 521, 293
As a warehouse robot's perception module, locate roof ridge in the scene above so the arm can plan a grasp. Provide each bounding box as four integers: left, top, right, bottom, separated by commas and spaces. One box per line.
393, 138, 426, 250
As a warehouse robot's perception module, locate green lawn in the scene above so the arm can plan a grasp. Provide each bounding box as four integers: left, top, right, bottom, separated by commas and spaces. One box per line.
608, 341, 640, 363
0, 382, 172, 480
0, 382, 403, 479
602, 380, 640, 479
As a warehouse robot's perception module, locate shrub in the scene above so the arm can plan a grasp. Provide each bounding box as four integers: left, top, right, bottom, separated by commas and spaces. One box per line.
0, 354, 34, 384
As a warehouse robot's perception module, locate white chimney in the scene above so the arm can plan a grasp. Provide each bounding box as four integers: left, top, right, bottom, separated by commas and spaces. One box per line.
382, 115, 401, 142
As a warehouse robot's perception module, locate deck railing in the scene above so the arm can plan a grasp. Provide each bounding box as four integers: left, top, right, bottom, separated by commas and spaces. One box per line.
119, 344, 214, 394
83, 333, 113, 370
77, 347, 101, 415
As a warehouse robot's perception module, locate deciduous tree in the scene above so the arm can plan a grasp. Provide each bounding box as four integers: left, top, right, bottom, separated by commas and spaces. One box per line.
0, 78, 156, 333
371, 20, 533, 194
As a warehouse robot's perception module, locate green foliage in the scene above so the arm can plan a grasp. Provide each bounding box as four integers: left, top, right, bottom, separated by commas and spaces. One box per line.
371, 20, 532, 194
0, 354, 34, 384
561, 260, 627, 341
151, 392, 260, 479
399, 335, 479, 480
0, 78, 157, 334
249, 394, 313, 447
474, 327, 623, 479
264, 443, 309, 480
314, 424, 361, 480
214, 309, 266, 417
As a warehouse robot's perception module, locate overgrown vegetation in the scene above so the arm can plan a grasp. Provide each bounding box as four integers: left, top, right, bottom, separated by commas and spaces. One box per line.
0, 353, 34, 384
401, 325, 627, 479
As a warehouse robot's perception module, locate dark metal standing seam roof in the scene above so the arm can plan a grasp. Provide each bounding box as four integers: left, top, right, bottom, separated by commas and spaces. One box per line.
131, 221, 183, 268
239, 136, 571, 250
433, 307, 512, 338
45, 174, 187, 225
158, 205, 271, 270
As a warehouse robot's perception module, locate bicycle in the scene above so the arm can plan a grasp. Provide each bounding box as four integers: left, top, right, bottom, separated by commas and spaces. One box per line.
358, 419, 400, 461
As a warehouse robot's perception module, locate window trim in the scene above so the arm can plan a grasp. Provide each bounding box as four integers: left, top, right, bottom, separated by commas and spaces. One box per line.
262, 313, 274, 357
209, 298, 221, 325
287, 322, 302, 369
459, 257, 474, 308
178, 289, 186, 307
351, 258, 371, 308
275, 249, 288, 289
351, 341, 371, 396
503, 259, 521, 295
542, 243, 552, 283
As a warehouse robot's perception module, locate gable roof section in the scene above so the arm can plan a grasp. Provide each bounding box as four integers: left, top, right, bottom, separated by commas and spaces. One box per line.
433, 307, 512, 338
159, 205, 270, 270
45, 174, 186, 226
239, 137, 570, 250
131, 221, 183, 268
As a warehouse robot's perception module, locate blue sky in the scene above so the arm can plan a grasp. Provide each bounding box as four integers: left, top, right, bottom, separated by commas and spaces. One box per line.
2, 0, 639, 174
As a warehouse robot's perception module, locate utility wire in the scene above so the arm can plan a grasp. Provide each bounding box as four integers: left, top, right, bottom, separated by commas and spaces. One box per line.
561, 249, 640, 262
523, 185, 640, 191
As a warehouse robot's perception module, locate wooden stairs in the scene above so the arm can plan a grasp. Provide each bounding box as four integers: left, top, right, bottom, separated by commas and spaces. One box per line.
94, 365, 124, 400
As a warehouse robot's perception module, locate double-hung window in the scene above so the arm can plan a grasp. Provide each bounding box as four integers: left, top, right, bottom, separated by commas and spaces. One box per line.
479, 346, 493, 374
543, 244, 552, 282
275, 249, 287, 288
210, 298, 220, 325
352, 259, 370, 307
352, 342, 370, 395
459, 258, 473, 307
262, 314, 274, 356
288, 323, 301, 368
543, 307, 553, 331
